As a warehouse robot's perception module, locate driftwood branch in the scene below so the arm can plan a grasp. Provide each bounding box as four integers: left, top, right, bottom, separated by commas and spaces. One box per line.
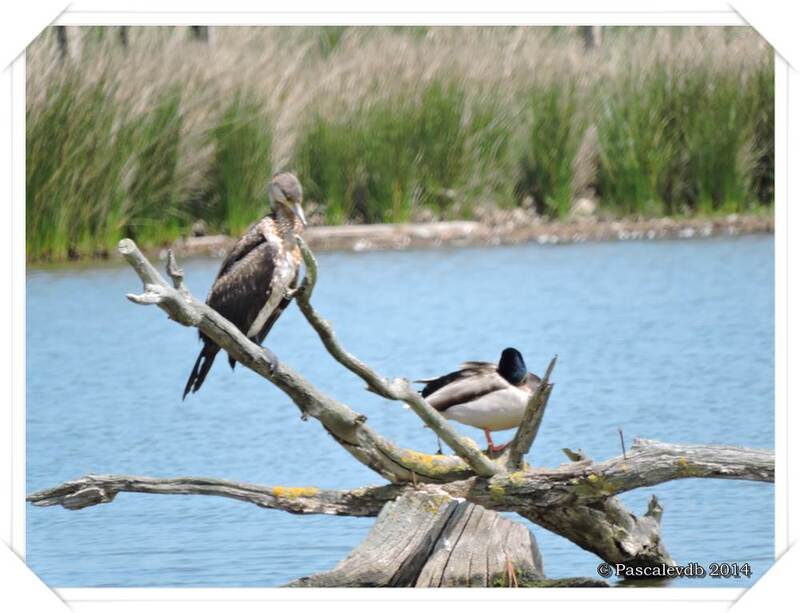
26, 474, 403, 516
29, 239, 772, 580
28, 438, 770, 568
440, 439, 773, 514
117, 239, 477, 484
29, 438, 772, 513
295, 237, 498, 477
506, 355, 557, 470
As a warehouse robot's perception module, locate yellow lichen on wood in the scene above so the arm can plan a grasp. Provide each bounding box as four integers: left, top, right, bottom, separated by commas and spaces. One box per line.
271, 486, 320, 499
570, 472, 618, 497
489, 482, 506, 499
423, 494, 453, 514
508, 471, 527, 487
398, 449, 461, 477
676, 456, 704, 477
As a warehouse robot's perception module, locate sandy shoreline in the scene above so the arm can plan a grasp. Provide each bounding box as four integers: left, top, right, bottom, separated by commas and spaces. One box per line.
167, 214, 773, 259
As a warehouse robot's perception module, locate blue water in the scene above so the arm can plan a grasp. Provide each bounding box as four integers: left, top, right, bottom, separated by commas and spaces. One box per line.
26, 235, 774, 587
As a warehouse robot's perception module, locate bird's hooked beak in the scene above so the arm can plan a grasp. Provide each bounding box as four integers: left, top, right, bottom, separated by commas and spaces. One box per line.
291, 201, 308, 228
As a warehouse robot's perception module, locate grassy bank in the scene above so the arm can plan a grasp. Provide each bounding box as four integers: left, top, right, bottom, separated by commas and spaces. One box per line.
26, 26, 773, 261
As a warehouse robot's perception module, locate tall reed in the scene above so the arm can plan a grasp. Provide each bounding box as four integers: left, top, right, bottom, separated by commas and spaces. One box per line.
516, 81, 586, 218
205, 93, 273, 235
26, 26, 774, 261
295, 82, 513, 223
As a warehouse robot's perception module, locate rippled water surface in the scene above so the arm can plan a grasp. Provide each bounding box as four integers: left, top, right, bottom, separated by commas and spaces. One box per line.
27, 235, 774, 587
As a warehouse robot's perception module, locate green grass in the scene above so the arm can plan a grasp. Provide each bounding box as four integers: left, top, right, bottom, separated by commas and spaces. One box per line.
205, 93, 273, 235
26, 67, 272, 261
295, 82, 513, 224
26, 75, 188, 260
595, 65, 686, 216
516, 81, 586, 218
26, 26, 774, 262
596, 57, 773, 216
27, 74, 133, 260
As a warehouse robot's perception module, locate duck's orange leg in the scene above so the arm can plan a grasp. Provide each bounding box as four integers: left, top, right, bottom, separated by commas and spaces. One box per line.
484, 429, 509, 453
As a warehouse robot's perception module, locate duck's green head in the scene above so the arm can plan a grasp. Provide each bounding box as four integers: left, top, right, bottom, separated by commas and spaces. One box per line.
498, 347, 527, 384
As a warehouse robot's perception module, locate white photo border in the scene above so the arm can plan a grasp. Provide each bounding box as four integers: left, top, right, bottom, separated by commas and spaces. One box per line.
2, 2, 795, 611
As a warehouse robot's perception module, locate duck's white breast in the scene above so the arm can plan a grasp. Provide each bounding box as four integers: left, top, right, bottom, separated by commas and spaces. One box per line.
442, 386, 530, 431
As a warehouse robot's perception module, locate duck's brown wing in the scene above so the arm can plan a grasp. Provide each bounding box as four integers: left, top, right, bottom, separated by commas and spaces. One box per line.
417, 362, 507, 412
415, 361, 494, 386
422, 371, 509, 412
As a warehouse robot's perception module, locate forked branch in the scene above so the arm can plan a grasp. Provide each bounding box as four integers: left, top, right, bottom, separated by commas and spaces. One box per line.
294, 237, 499, 477
117, 239, 491, 481
29, 439, 773, 517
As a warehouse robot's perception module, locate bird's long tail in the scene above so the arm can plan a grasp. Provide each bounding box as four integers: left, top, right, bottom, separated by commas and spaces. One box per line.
183, 342, 220, 400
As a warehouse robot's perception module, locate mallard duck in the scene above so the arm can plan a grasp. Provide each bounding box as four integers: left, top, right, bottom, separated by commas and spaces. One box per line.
183, 172, 307, 399
417, 348, 540, 453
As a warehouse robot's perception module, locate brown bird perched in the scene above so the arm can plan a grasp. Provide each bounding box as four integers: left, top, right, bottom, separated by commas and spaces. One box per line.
183, 172, 307, 399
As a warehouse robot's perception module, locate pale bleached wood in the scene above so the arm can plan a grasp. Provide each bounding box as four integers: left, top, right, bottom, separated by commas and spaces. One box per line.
285, 491, 460, 587
414, 499, 544, 587
26, 474, 402, 515
28, 439, 772, 514
287, 491, 549, 588
28, 437, 772, 569
505, 355, 557, 469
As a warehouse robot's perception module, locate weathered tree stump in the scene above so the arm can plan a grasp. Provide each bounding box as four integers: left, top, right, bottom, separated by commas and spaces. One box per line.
286, 491, 545, 587
415, 495, 543, 587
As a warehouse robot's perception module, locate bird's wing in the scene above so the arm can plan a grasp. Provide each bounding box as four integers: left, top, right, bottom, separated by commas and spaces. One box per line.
457, 361, 496, 372
205, 238, 279, 339
415, 369, 469, 396
254, 266, 300, 345
415, 361, 494, 395
420, 371, 509, 412
215, 222, 268, 279
525, 372, 542, 389
415, 361, 494, 385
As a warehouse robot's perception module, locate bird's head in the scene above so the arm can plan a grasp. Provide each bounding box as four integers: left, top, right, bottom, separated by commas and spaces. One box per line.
269, 172, 307, 228
498, 347, 527, 385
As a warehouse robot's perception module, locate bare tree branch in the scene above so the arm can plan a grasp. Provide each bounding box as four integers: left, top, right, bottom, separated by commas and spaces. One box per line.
506, 355, 557, 470
443, 439, 774, 514
26, 474, 401, 515
117, 239, 475, 484
521, 496, 674, 566
294, 237, 499, 477
29, 439, 772, 514
165, 248, 189, 297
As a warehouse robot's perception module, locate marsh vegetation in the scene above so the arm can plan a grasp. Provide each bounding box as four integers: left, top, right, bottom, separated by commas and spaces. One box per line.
26, 26, 773, 261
